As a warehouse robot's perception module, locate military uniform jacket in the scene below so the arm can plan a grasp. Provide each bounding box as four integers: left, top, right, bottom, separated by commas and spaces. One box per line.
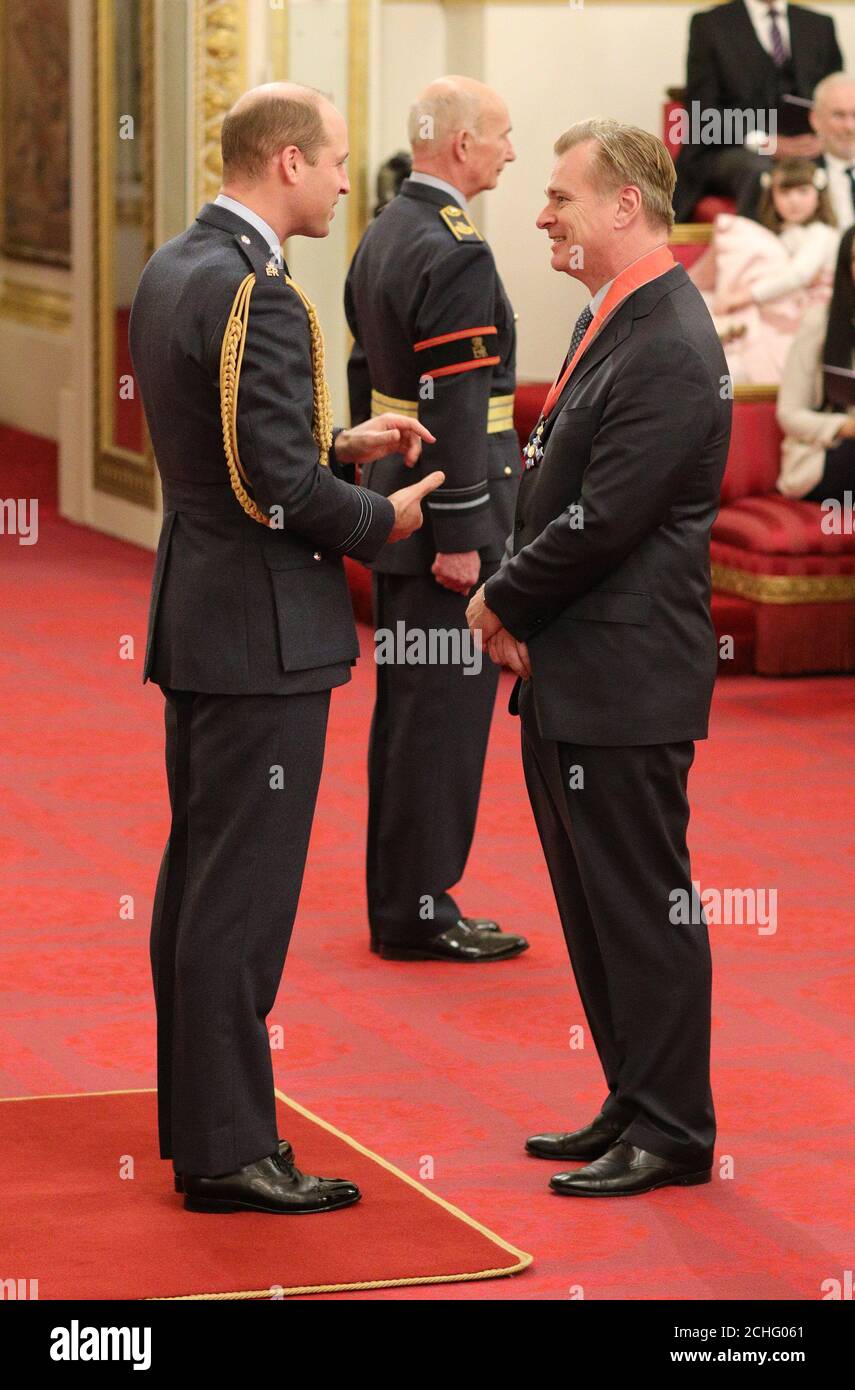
128, 202, 394, 695
484, 264, 733, 747
344, 177, 519, 574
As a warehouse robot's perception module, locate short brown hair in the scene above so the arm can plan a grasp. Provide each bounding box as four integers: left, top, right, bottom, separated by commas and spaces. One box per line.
554, 118, 675, 231
757, 156, 837, 232
221, 90, 328, 182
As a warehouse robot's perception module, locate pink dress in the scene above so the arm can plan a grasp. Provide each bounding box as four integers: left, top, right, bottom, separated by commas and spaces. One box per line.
691, 214, 839, 385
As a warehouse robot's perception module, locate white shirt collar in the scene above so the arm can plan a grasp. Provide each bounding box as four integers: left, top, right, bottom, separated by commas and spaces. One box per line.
408, 171, 468, 211
589, 279, 615, 315
214, 193, 283, 262
745, 0, 787, 20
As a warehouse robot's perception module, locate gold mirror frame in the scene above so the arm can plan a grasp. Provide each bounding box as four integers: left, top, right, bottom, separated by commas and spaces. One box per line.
93, 0, 155, 507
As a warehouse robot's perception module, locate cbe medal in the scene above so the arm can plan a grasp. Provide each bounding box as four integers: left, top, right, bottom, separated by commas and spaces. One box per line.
524, 418, 545, 469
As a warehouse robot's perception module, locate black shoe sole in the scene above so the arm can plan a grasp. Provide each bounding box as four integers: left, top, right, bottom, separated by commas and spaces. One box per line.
372, 941, 529, 962
550, 1168, 712, 1197
183, 1191, 362, 1214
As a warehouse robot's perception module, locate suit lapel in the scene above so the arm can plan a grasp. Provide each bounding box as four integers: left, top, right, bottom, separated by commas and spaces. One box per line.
542, 264, 685, 432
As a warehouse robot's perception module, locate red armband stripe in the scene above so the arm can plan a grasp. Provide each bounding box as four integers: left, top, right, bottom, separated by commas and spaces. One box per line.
413, 325, 498, 352
421, 356, 501, 380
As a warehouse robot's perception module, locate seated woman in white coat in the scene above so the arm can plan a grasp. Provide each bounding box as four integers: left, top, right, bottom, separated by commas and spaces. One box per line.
777, 224, 855, 504
690, 159, 839, 385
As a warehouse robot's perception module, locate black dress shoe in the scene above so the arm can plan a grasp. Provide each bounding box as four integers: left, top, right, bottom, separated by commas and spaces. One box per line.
460, 916, 501, 933
526, 1114, 628, 1161
182, 1146, 361, 1214
173, 1138, 292, 1194
373, 920, 529, 962
549, 1140, 712, 1197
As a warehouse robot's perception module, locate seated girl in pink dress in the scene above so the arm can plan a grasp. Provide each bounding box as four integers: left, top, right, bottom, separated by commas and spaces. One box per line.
689, 158, 839, 385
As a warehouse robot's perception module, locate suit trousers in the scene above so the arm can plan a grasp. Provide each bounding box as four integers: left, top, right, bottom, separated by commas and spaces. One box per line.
367, 570, 499, 941
518, 680, 716, 1165
151, 685, 330, 1176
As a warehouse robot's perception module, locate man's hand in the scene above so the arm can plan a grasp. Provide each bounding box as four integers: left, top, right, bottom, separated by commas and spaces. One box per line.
771, 133, 822, 160
335, 413, 435, 468
387, 471, 445, 542
465, 583, 502, 643
487, 627, 531, 678
431, 550, 482, 595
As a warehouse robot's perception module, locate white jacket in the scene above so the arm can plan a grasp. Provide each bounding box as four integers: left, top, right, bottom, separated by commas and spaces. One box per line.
776, 302, 853, 498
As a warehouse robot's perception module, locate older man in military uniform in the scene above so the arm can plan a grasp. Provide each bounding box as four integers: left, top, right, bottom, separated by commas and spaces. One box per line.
345, 76, 528, 963
129, 83, 440, 1213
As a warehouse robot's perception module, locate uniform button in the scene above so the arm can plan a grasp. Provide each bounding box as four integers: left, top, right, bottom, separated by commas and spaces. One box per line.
503, 465, 513, 476
313, 551, 322, 560
515, 519, 524, 530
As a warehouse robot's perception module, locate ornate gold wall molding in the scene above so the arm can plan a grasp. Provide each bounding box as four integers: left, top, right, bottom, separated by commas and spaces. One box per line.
194, 0, 248, 207
348, 0, 370, 256
92, 0, 156, 508
0, 278, 71, 330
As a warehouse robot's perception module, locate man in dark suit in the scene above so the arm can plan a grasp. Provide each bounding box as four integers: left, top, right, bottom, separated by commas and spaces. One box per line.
673, 0, 842, 221
129, 82, 441, 1213
468, 120, 732, 1196
344, 76, 529, 963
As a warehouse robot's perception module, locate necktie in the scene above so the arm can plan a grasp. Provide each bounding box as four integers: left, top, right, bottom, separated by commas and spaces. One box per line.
768, 8, 787, 68
845, 167, 855, 220
523, 304, 594, 469
565, 303, 594, 367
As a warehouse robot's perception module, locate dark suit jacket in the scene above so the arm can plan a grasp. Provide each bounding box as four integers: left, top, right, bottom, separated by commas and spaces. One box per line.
344, 178, 519, 574
673, 1, 842, 221
484, 263, 732, 747
128, 202, 394, 695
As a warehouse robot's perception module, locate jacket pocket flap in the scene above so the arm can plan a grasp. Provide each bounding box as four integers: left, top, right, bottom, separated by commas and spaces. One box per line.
561, 590, 651, 625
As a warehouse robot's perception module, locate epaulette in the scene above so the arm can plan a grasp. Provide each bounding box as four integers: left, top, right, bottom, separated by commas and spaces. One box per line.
438, 204, 483, 243
219, 270, 334, 526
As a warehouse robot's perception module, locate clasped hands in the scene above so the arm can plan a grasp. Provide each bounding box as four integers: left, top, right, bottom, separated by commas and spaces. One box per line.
466, 585, 531, 680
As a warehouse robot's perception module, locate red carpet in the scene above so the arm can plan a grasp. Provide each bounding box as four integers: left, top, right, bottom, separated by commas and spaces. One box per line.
1, 426, 853, 1299
0, 1089, 529, 1299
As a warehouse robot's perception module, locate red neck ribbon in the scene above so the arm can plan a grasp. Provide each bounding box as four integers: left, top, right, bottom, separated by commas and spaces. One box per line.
541, 243, 676, 421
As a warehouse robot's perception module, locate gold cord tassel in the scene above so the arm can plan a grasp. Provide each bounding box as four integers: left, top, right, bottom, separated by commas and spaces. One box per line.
219, 271, 333, 528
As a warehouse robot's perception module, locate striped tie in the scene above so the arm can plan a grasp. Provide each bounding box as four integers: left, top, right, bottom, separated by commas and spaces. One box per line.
768, 8, 788, 68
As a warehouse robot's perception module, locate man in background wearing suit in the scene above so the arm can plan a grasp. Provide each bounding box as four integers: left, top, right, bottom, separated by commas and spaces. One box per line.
806, 73, 855, 229
129, 83, 441, 1214
345, 77, 529, 963
468, 120, 732, 1196
673, 0, 842, 221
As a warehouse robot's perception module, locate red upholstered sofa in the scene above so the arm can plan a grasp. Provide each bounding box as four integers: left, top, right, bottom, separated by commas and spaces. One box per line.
710, 390, 855, 673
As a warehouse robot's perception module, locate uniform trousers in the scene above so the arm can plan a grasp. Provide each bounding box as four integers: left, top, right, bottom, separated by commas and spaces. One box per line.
367, 570, 499, 942
150, 686, 330, 1176
519, 679, 716, 1165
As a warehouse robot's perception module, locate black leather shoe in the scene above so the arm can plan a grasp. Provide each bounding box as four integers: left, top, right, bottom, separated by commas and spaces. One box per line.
373, 920, 529, 962
173, 1138, 292, 1194
526, 1114, 628, 1161
182, 1146, 361, 1214
549, 1140, 712, 1197
460, 916, 501, 933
